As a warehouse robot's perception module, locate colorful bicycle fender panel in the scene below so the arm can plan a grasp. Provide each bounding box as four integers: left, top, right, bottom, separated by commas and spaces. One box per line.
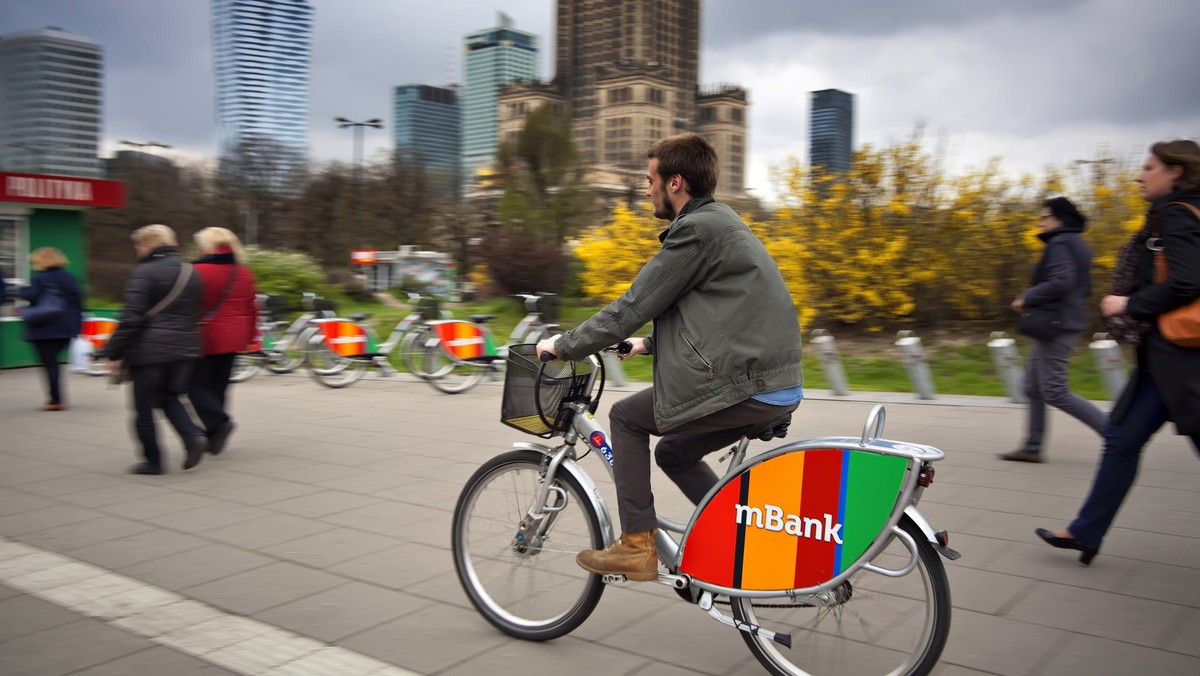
318, 320, 371, 356
679, 448, 908, 590
80, 317, 118, 350
434, 321, 498, 360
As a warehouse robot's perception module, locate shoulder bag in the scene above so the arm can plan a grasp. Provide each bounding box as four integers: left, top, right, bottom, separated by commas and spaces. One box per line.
110, 263, 194, 385
1151, 202, 1200, 348
21, 285, 66, 326
1016, 300, 1065, 341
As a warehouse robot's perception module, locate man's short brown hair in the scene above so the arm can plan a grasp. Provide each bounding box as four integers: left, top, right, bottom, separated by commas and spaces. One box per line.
648, 133, 719, 197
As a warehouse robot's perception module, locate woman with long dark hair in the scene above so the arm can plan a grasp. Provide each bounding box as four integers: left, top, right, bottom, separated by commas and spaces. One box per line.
1037, 140, 1200, 564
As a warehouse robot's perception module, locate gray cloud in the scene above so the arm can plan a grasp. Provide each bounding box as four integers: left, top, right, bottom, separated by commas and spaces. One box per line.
701, 0, 1089, 44
2, 0, 1198, 197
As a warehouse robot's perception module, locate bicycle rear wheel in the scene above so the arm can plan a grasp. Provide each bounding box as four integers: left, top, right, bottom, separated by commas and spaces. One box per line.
731, 515, 950, 676
422, 343, 489, 394
400, 326, 453, 379
452, 450, 605, 641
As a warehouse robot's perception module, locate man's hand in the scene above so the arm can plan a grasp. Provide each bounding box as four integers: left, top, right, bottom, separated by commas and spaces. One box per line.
1010, 297, 1025, 313
621, 337, 650, 360
535, 335, 560, 362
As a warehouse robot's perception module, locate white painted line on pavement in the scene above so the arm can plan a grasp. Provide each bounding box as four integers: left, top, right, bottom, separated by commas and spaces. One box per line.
0, 535, 420, 676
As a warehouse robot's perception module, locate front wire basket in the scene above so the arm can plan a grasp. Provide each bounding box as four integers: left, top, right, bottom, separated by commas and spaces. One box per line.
501, 344, 595, 438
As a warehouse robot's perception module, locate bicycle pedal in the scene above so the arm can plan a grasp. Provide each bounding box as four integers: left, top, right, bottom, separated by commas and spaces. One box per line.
601, 574, 628, 585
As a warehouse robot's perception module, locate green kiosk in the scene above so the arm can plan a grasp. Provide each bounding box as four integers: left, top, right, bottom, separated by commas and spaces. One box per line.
0, 171, 126, 368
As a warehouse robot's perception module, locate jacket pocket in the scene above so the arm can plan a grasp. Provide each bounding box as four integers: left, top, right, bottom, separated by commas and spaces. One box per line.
680, 329, 715, 380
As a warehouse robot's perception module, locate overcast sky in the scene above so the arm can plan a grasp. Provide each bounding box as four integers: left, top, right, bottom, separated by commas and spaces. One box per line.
3, 0, 1199, 201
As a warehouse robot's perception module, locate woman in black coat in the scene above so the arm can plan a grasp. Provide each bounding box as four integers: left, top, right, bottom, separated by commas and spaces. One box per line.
19, 247, 84, 411
1038, 140, 1200, 565
104, 224, 206, 475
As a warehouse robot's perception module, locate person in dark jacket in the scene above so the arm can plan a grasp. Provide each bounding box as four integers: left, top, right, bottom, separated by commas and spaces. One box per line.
104, 224, 207, 475
19, 247, 84, 410
1002, 197, 1107, 462
1038, 140, 1200, 565
189, 227, 257, 455
536, 133, 804, 581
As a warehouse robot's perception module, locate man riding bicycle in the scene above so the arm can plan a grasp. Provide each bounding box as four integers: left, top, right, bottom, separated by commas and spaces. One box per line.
537, 133, 804, 581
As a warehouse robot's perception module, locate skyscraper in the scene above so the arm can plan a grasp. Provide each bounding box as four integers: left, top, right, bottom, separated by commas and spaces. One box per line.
809, 89, 855, 173
393, 84, 460, 200
555, 0, 699, 128
212, 0, 313, 164
461, 14, 537, 195
0, 27, 102, 177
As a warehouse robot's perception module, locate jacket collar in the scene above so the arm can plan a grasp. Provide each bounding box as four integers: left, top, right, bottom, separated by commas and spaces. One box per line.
142, 245, 179, 263
195, 251, 236, 265
1037, 224, 1082, 242
659, 195, 716, 242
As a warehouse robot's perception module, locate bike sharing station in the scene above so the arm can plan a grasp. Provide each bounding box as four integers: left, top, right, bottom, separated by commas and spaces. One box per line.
0, 172, 125, 369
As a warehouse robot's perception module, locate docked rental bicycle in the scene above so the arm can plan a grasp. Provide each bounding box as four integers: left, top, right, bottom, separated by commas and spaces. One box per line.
451, 344, 959, 676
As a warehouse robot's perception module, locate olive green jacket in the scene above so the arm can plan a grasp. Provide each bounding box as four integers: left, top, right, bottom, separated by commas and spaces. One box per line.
556, 196, 803, 431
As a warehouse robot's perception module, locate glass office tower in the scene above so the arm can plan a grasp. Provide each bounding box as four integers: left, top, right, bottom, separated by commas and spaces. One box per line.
809, 88, 855, 173
212, 0, 313, 164
394, 84, 460, 201
0, 27, 103, 177
461, 14, 537, 195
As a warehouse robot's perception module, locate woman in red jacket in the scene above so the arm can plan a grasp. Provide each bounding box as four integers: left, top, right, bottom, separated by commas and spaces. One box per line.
189, 227, 258, 455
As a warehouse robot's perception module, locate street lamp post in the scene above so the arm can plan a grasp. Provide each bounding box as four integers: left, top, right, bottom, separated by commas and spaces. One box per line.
334, 116, 384, 243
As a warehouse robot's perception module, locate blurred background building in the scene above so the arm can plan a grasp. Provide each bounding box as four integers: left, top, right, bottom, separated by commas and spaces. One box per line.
0, 27, 102, 177
495, 0, 748, 199
809, 88, 855, 173
460, 14, 537, 196
393, 84, 461, 202
212, 0, 313, 165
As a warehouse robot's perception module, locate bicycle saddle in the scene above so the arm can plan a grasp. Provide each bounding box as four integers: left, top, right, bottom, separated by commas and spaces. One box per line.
469, 314, 495, 323
744, 413, 792, 442
348, 312, 372, 322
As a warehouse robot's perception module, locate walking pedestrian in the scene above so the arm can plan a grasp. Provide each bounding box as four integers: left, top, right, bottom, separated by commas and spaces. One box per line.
1002, 197, 1107, 462
1037, 140, 1200, 565
189, 227, 257, 456
19, 248, 83, 410
104, 224, 207, 475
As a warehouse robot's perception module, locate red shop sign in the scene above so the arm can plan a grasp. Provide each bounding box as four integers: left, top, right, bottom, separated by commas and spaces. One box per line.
0, 172, 126, 208
351, 250, 377, 265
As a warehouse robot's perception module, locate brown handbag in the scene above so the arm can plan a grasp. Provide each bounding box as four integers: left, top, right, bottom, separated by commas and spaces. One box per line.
1152, 202, 1200, 347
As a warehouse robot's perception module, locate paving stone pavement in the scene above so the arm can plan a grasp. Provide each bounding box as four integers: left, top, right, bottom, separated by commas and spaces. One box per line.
1, 365, 1198, 675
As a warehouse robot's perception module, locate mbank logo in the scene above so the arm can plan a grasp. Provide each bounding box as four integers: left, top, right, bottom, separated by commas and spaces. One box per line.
734, 503, 843, 544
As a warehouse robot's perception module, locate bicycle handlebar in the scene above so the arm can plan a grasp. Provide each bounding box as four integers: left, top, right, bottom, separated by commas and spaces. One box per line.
539, 340, 632, 363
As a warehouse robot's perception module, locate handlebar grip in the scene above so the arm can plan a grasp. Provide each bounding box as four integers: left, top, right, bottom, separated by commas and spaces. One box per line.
539, 351, 555, 363
616, 340, 633, 355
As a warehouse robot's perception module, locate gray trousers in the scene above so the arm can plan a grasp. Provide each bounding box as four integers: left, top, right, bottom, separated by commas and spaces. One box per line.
609, 387, 800, 533
1022, 331, 1107, 453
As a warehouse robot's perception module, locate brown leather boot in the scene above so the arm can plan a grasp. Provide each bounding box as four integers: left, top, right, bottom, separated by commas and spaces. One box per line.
576, 531, 658, 581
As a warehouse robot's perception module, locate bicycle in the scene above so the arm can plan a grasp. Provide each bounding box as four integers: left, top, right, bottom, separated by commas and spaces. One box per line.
451, 344, 959, 675
229, 292, 343, 382
306, 293, 456, 389
413, 293, 562, 394
507, 293, 560, 345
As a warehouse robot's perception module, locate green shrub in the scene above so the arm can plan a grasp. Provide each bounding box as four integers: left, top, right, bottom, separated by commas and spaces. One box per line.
244, 247, 335, 308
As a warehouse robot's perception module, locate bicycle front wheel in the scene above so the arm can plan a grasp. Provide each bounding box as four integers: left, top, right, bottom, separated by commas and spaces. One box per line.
310, 357, 368, 388
452, 450, 606, 641
228, 353, 261, 383
731, 515, 951, 676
